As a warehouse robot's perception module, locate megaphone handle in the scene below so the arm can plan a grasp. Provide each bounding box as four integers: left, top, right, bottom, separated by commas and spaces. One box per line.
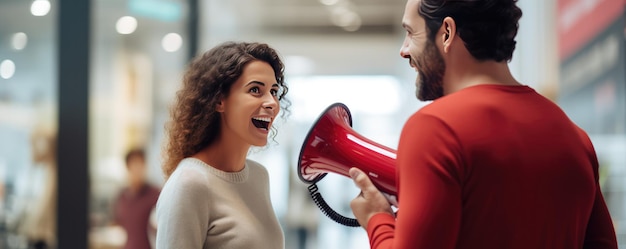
307, 184, 360, 227
382, 192, 398, 208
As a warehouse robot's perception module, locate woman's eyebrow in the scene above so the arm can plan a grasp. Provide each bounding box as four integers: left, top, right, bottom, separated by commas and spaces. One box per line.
245, 81, 265, 87
245, 81, 279, 88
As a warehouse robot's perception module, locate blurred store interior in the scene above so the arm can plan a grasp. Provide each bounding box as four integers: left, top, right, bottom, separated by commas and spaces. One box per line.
0, 0, 625, 248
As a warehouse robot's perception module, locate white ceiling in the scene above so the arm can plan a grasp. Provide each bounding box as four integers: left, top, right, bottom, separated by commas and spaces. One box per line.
200, 0, 410, 76
252, 0, 406, 33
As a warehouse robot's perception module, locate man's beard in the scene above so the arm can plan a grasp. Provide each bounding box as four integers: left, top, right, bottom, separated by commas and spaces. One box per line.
414, 39, 445, 101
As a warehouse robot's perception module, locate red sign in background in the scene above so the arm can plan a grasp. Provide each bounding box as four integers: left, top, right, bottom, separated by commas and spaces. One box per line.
557, 0, 625, 61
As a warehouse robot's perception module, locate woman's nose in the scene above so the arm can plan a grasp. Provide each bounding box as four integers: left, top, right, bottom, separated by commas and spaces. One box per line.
262, 95, 278, 110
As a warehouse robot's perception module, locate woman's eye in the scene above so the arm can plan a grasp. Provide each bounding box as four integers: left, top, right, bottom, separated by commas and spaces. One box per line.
249, 87, 260, 93
270, 89, 279, 96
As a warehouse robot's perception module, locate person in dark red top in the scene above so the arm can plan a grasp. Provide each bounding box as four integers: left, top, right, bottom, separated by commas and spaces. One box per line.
113, 148, 161, 249
348, 0, 618, 248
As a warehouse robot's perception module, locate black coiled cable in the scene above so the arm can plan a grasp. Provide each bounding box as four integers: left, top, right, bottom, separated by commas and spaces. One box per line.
307, 183, 360, 227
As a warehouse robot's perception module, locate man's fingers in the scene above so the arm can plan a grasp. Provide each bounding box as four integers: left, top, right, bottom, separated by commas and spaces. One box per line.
349, 167, 379, 197
349, 167, 369, 188
349, 167, 394, 229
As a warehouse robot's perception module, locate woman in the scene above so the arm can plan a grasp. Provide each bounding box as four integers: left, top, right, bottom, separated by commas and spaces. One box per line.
156, 41, 289, 249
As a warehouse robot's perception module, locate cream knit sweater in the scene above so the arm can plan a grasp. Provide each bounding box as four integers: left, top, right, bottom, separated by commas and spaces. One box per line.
156, 158, 284, 249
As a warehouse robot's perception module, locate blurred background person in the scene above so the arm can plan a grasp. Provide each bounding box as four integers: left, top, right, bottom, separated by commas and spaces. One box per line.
112, 148, 160, 249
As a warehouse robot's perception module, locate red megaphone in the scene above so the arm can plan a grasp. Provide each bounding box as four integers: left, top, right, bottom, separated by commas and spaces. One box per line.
297, 102, 397, 195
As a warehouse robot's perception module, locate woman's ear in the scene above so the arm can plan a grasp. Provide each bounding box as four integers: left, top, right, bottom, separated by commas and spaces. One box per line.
216, 98, 225, 113
441, 16, 457, 53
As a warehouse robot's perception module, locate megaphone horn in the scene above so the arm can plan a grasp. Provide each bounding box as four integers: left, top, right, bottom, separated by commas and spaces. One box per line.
297, 103, 397, 227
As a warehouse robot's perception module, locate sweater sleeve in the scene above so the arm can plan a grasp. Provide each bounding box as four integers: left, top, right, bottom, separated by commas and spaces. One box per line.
156, 166, 210, 249
367, 112, 463, 249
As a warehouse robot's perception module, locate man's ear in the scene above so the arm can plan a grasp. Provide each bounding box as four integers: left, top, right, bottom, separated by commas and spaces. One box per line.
441, 17, 457, 53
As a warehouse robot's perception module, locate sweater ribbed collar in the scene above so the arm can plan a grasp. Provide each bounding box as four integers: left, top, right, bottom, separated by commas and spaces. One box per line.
184, 158, 249, 183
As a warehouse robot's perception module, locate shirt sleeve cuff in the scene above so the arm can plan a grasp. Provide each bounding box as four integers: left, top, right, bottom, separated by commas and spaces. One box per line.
366, 212, 396, 237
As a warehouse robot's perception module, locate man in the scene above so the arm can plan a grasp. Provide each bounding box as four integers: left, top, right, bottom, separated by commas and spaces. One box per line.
348, 0, 618, 248
113, 148, 161, 249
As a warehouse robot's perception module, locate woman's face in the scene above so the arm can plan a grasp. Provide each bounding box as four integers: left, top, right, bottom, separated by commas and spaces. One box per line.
217, 60, 280, 147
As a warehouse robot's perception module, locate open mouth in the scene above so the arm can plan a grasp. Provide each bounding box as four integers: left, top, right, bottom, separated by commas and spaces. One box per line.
410, 58, 418, 70
252, 117, 270, 130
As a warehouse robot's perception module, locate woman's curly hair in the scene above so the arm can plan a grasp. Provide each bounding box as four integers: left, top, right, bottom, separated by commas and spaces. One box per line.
162, 41, 289, 178
419, 0, 523, 62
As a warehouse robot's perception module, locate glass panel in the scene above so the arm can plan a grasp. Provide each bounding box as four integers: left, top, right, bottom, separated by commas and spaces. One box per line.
0, 0, 58, 248
89, 0, 188, 248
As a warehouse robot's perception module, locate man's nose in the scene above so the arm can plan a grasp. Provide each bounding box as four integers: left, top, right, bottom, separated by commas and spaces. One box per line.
399, 37, 410, 59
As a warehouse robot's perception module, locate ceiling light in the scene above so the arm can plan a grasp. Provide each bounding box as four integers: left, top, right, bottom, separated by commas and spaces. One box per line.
31, 0, 51, 16
1, 60, 16, 79
116, 16, 138, 35
11, 32, 28, 50
162, 33, 182, 52
320, 0, 340, 6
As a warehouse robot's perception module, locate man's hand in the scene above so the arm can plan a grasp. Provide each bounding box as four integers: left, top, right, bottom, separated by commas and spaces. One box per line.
349, 167, 394, 229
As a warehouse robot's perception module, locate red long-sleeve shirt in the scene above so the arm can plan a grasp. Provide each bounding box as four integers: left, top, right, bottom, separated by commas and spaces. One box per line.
367, 84, 617, 249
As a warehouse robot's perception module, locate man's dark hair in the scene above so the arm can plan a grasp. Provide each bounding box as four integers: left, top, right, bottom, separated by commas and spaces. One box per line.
419, 0, 523, 62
